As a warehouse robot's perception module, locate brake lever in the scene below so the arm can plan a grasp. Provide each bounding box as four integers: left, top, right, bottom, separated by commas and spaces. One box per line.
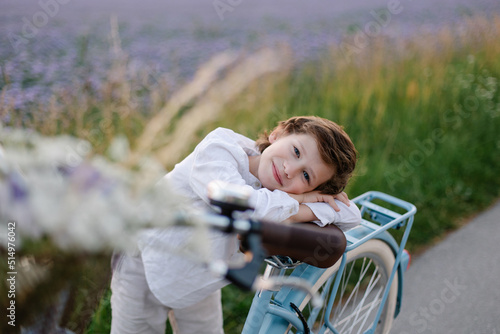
206, 181, 266, 290
207, 180, 253, 218
226, 233, 268, 290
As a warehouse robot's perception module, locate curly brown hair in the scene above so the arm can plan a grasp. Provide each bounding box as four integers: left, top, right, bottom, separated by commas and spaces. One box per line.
255, 116, 357, 195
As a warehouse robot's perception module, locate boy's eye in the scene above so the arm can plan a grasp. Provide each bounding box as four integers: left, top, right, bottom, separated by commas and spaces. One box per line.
303, 171, 310, 182
294, 146, 300, 158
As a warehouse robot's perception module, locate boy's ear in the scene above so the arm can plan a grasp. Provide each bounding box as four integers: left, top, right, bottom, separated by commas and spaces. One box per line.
269, 130, 279, 143
269, 128, 284, 143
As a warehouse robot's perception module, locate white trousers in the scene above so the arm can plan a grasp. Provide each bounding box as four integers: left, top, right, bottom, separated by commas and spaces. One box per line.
110, 254, 224, 334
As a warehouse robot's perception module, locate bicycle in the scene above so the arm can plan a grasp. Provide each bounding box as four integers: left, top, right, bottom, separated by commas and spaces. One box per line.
176, 184, 416, 334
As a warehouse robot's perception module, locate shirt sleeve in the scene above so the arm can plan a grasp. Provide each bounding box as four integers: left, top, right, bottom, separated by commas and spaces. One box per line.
247, 188, 299, 222
188, 132, 299, 223
303, 200, 362, 232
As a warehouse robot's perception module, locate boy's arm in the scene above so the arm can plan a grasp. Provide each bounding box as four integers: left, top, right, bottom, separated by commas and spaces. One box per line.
287, 191, 350, 212
285, 204, 318, 224
303, 201, 361, 232
286, 191, 361, 231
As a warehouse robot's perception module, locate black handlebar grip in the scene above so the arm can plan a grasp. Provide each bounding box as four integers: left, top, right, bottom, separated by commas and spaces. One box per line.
260, 222, 347, 268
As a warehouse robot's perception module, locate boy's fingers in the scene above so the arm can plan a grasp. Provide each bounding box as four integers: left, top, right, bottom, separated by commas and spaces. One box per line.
335, 192, 350, 206
327, 197, 341, 212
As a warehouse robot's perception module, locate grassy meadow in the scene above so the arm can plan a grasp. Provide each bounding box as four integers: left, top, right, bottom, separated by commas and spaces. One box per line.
1, 14, 500, 334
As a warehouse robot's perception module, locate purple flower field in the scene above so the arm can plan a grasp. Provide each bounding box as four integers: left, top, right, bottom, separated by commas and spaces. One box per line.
1, 0, 499, 111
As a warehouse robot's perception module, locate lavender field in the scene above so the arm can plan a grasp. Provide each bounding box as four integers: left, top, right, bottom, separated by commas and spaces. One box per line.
2, 0, 500, 111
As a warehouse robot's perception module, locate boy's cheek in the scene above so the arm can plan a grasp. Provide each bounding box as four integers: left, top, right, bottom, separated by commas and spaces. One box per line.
259, 178, 275, 191
283, 184, 305, 195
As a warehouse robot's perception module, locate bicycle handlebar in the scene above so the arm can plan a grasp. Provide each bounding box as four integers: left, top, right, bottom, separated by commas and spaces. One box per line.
207, 181, 346, 267
260, 221, 346, 269
193, 212, 346, 268
199, 181, 346, 290
179, 212, 346, 290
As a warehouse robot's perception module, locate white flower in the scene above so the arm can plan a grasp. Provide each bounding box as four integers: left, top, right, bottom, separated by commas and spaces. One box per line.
0, 127, 185, 253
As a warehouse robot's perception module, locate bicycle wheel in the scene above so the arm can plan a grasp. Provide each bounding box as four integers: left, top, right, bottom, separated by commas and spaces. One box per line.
293, 239, 398, 334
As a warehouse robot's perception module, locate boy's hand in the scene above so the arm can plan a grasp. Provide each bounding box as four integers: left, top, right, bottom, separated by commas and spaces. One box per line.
289, 191, 350, 212
333, 191, 350, 208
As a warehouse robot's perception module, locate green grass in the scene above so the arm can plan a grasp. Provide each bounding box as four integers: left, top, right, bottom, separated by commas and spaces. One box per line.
3, 15, 500, 334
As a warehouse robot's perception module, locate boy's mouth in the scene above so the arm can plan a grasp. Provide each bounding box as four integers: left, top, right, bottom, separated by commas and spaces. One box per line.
272, 162, 283, 186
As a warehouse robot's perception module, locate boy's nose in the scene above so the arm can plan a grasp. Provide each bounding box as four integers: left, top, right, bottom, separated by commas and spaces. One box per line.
284, 162, 299, 179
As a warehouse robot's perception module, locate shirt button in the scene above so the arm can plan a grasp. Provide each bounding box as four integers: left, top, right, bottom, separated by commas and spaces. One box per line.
254, 182, 261, 188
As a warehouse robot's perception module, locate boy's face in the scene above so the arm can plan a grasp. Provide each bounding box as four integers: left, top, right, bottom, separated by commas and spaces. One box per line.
255, 132, 334, 194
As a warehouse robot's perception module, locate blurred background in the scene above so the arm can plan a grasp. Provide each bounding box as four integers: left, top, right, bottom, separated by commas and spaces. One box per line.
1, 0, 500, 333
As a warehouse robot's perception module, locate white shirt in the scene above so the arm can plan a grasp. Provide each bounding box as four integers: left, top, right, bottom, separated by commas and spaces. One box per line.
138, 128, 361, 308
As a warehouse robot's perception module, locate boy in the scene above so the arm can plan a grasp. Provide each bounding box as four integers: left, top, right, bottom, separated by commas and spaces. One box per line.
110, 116, 361, 333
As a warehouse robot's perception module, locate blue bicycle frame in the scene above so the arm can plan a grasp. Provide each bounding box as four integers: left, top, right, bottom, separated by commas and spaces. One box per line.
242, 191, 417, 334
